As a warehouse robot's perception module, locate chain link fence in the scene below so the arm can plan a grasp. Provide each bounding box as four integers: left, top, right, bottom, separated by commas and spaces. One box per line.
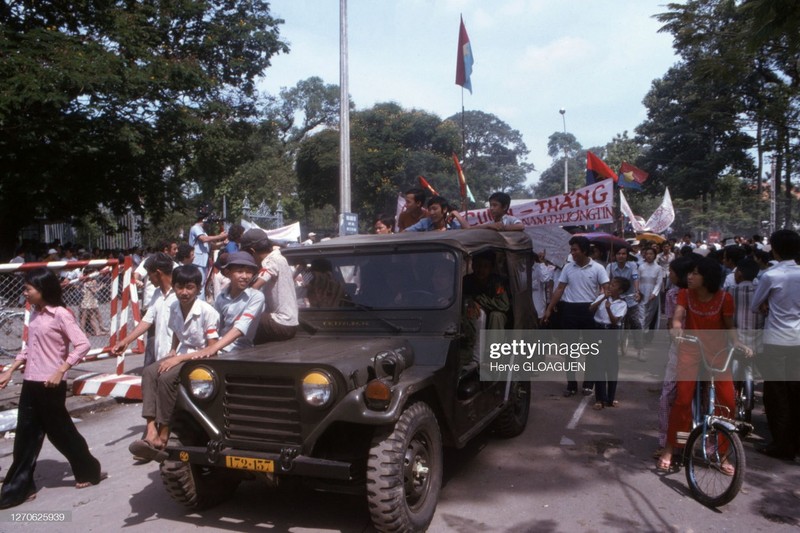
0, 260, 139, 361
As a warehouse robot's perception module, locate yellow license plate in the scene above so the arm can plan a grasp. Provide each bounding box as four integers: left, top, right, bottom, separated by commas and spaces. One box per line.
225, 456, 274, 473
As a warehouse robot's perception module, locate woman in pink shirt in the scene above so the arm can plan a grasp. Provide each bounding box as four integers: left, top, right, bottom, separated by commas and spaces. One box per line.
0, 269, 105, 509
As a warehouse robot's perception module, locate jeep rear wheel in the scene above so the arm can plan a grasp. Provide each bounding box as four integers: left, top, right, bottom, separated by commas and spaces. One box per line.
160, 459, 242, 510
366, 402, 443, 532
492, 381, 531, 438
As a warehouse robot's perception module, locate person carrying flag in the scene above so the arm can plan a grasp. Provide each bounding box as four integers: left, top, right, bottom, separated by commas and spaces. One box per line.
403, 196, 467, 232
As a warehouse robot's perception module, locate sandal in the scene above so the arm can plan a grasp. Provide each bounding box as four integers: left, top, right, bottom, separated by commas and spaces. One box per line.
129, 439, 169, 463
593, 402, 604, 410
607, 400, 619, 407
656, 455, 673, 472
76, 471, 107, 489
719, 461, 735, 477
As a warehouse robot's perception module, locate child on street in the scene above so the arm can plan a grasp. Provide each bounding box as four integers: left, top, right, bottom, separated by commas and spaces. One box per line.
588, 277, 629, 409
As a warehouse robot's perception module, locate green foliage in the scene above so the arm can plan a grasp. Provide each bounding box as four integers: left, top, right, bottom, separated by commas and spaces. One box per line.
0, 0, 288, 254
446, 110, 534, 199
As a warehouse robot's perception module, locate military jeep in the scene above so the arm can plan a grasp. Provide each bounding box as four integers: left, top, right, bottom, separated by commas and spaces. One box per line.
161, 229, 535, 532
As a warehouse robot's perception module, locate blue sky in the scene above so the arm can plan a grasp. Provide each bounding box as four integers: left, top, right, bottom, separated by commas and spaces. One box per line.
258, 1, 680, 187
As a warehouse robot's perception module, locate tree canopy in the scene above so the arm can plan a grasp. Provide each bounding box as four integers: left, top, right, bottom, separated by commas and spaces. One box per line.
0, 0, 288, 253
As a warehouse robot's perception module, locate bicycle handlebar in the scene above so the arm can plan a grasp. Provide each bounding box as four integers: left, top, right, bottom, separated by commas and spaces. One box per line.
674, 335, 738, 374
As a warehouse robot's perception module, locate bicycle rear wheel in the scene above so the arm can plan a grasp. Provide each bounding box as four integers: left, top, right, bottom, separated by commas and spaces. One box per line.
684, 423, 745, 507
735, 381, 754, 423
0, 313, 25, 356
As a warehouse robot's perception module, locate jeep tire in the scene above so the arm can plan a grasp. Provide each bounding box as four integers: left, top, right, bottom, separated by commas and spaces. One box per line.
160, 459, 242, 510
366, 402, 443, 532
492, 381, 531, 438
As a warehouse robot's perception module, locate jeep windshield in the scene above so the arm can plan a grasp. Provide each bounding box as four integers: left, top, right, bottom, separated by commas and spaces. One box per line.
289, 250, 459, 310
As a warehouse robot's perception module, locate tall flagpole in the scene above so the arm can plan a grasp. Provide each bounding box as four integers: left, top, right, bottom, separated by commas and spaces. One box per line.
339, 0, 351, 222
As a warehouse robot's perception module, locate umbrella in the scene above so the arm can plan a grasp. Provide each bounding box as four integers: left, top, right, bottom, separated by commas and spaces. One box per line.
636, 232, 666, 244
576, 232, 630, 250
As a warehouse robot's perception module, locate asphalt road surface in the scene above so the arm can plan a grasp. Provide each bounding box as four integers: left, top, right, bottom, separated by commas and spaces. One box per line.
0, 378, 798, 532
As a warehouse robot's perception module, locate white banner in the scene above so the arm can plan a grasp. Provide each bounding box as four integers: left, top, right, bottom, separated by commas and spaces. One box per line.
464, 179, 614, 228
619, 190, 647, 233
645, 187, 675, 234
241, 220, 302, 243
524, 226, 573, 266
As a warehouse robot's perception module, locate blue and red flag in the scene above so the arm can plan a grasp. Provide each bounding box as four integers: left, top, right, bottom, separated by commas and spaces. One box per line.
617, 161, 649, 190
585, 151, 618, 185
455, 16, 474, 93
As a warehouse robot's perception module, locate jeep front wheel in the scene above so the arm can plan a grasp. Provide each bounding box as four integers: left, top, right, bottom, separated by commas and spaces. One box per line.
366, 402, 443, 532
160, 459, 242, 510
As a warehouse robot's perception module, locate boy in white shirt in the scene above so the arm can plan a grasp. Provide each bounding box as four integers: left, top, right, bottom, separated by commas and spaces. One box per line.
130, 265, 219, 462
112, 253, 176, 366
588, 278, 629, 410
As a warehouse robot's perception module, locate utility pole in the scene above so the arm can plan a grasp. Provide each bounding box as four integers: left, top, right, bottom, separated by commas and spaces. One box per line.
560, 108, 568, 193
338, 0, 352, 234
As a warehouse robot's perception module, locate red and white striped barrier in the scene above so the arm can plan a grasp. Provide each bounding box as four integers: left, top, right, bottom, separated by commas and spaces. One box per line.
0, 257, 145, 400
72, 256, 144, 399
71, 372, 142, 400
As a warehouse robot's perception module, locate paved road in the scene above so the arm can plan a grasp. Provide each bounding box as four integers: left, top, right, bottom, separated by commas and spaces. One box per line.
1, 357, 798, 531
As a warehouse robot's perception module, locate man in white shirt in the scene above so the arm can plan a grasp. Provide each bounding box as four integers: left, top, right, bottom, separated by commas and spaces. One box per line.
543, 236, 609, 396
240, 229, 299, 342
750, 229, 800, 461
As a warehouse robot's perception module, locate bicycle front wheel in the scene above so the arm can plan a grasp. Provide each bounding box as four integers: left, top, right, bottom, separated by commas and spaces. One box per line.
0, 313, 25, 356
684, 423, 745, 507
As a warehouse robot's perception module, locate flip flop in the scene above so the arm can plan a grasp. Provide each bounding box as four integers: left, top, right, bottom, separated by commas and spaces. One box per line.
76, 471, 108, 489
128, 440, 169, 463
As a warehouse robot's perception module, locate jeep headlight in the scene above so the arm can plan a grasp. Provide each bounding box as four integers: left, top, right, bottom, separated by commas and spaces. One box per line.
188, 366, 217, 401
302, 370, 334, 407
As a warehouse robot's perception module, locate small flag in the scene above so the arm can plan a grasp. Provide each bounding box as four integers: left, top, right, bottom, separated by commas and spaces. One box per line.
455, 16, 474, 93
619, 190, 647, 233
452, 153, 476, 202
394, 192, 405, 233
585, 151, 618, 185
617, 161, 649, 190
418, 176, 439, 196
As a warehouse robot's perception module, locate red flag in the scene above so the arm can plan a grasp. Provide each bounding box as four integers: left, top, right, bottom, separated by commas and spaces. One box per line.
619, 161, 649, 185
418, 175, 438, 196
585, 151, 618, 185
452, 153, 467, 198
455, 16, 474, 93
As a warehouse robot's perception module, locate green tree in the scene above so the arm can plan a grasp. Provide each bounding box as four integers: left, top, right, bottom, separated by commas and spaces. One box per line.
0, 1, 288, 254
446, 110, 534, 201
652, 0, 798, 227
532, 131, 585, 198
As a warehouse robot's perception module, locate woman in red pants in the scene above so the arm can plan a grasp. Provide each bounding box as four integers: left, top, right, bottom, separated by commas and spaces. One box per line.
657, 256, 750, 472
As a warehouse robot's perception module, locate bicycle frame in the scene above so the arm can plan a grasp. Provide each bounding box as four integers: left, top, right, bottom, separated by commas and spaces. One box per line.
676, 335, 748, 459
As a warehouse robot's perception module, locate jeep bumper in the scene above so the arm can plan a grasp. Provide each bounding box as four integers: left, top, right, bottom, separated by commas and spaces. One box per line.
165, 445, 354, 481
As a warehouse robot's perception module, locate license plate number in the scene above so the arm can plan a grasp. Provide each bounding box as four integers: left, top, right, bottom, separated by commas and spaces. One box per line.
225, 456, 274, 473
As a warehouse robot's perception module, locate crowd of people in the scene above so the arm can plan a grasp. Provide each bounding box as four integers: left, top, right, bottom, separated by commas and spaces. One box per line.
0, 187, 798, 509
536, 228, 800, 474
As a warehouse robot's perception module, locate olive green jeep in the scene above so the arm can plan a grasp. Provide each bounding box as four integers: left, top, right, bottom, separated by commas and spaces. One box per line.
161, 229, 535, 532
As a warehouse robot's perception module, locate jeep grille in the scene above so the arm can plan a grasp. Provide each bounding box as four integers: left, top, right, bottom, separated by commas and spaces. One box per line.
223, 375, 302, 447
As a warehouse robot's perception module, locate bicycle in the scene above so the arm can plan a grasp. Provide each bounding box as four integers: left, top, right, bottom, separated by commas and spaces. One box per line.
675, 335, 752, 507
733, 354, 755, 425
0, 307, 25, 357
